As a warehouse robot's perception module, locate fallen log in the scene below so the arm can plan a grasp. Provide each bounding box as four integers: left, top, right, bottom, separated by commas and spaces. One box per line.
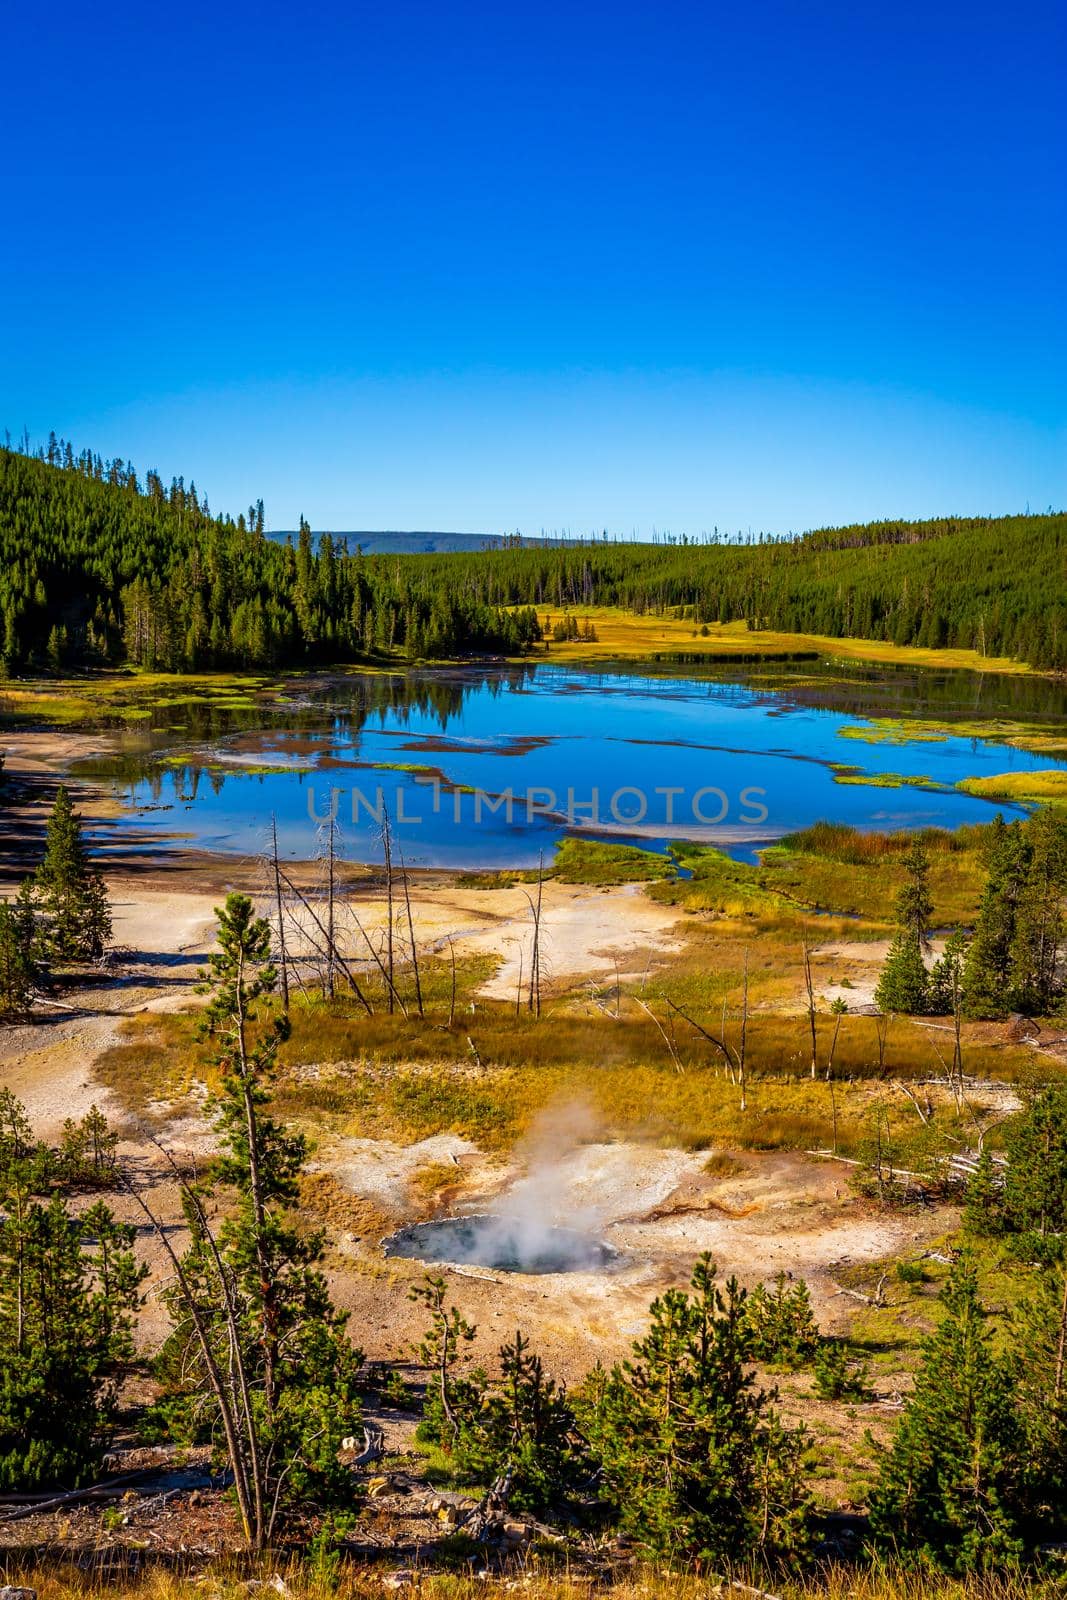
0, 1471, 151, 1523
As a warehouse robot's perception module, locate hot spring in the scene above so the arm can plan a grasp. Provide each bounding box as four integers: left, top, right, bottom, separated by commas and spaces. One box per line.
382, 1214, 620, 1274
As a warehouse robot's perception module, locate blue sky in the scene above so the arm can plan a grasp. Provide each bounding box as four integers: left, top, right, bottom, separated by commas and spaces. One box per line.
2, 0, 1064, 534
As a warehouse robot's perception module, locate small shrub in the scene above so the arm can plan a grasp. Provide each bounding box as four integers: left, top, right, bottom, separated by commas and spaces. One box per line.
703, 1150, 746, 1179
745, 1273, 820, 1369
813, 1339, 870, 1401
58, 1105, 118, 1188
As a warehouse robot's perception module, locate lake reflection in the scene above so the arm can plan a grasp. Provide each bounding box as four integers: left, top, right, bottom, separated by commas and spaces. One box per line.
71, 661, 1067, 867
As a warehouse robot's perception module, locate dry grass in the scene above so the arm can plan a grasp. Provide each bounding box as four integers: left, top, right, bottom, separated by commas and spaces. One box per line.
86, 821, 1048, 1168
298, 1171, 399, 1239
6, 1558, 1064, 1600
93, 1010, 204, 1117
636, 828, 987, 929
523, 606, 1035, 677
251, 1043, 1032, 1161
957, 770, 1067, 804
92, 935, 1046, 1161
408, 1160, 471, 1212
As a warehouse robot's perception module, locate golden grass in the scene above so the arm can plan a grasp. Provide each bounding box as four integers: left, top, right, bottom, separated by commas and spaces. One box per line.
840, 716, 1067, 759
83, 823, 1047, 1170
520, 607, 1036, 676
298, 1171, 398, 1238
90, 901, 1052, 1163
6, 1558, 1063, 1600
93, 1010, 204, 1117
0, 669, 270, 721
408, 1159, 471, 1214
265, 1030, 1036, 1171
956, 770, 1067, 804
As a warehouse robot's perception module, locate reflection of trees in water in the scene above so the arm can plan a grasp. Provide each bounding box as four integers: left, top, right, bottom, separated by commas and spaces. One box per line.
768, 660, 1067, 723
80, 657, 1066, 806
296, 664, 535, 733
619, 659, 1067, 725
270, 665, 537, 751
540, 659, 1067, 727
90, 666, 539, 796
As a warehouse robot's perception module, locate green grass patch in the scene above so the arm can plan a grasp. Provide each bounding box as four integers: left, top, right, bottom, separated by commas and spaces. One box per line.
830, 766, 947, 792
552, 837, 677, 883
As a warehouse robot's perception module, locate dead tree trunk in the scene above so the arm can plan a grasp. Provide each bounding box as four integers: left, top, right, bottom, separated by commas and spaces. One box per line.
826, 1013, 842, 1154
341, 900, 408, 1019
382, 807, 395, 1014
271, 814, 289, 1017
447, 936, 457, 1029
324, 816, 337, 1002
276, 867, 373, 1015
738, 950, 749, 1113
635, 996, 684, 1073
803, 944, 817, 1079
1055, 1262, 1067, 1404
526, 852, 544, 1017
875, 1012, 890, 1075
396, 835, 423, 1018
121, 1161, 264, 1548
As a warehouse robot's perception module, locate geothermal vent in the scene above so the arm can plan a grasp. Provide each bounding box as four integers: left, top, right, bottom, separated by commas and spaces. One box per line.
383, 1213, 618, 1274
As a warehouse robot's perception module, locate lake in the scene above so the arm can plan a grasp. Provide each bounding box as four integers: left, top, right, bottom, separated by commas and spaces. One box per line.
70, 659, 1067, 868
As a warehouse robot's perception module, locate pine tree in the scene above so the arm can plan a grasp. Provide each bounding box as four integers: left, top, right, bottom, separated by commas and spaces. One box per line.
410, 1273, 478, 1447
961, 1148, 1004, 1236
479, 1331, 587, 1515
812, 1338, 869, 1400
896, 837, 934, 948
870, 1256, 1025, 1572
1010, 1260, 1067, 1537
928, 929, 968, 1016
1009, 807, 1067, 1015
1000, 1085, 1067, 1249
0, 1095, 144, 1491
875, 839, 935, 1015
59, 1104, 119, 1187
744, 1272, 820, 1369
34, 786, 111, 962
147, 894, 363, 1548
0, 895, 36, 1017
875, 930, 930, 1015
582, 1254, 812, 1566
963, 818, 1030, 1018
0, 1087, 42, 1183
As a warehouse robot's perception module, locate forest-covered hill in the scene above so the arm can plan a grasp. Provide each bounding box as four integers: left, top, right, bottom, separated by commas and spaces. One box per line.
1, 440, 1064, 672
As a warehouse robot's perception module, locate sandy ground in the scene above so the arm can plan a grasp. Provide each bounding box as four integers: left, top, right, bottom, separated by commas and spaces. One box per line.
0, 867, 684, 1138
812, 935, 950, 1011
315, 1130, 948, 1379
0, 888, 221, 1133
373, 878, 685, 1000
0, 868, 949, 1383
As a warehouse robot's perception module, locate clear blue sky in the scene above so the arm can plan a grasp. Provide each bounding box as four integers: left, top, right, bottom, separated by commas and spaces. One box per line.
3, 0, 1064, 535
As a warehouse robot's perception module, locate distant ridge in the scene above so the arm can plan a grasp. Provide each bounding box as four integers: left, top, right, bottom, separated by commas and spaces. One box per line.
267, 529, 564, 554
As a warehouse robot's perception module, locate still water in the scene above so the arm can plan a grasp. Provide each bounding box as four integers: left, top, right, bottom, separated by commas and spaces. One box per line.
71, 661, 1067, 867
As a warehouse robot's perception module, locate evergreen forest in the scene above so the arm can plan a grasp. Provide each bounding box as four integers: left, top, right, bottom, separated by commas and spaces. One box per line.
2, 439, 1064, 674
